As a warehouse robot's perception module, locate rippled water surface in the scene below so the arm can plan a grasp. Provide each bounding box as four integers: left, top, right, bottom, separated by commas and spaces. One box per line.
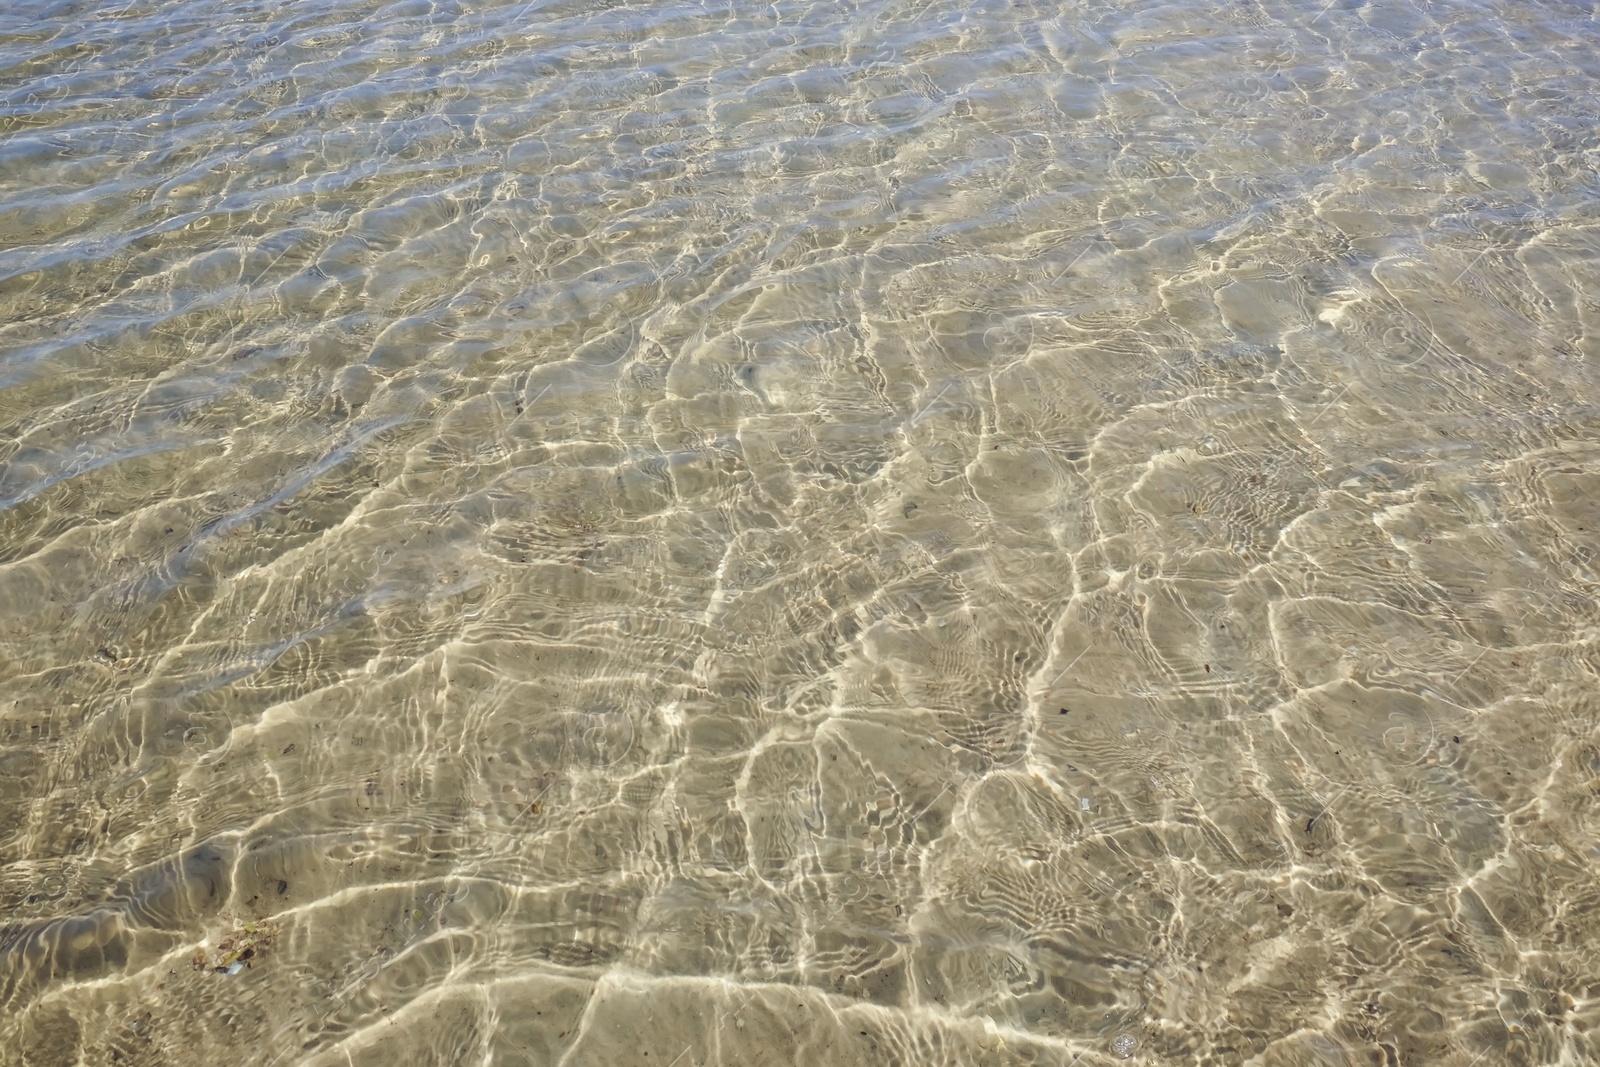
4, 0, 1600, 1063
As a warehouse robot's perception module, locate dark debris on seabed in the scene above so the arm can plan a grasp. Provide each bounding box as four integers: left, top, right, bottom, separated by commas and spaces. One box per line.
191, 918, 281, 975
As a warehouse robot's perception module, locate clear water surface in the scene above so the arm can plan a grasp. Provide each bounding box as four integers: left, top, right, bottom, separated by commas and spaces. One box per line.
2, 0, 1599, 1064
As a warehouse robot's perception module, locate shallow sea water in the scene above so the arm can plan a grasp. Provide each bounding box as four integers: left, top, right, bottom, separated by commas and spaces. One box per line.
3, 0, 1600, 1063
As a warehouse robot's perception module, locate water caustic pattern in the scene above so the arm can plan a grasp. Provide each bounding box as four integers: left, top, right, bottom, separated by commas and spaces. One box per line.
1, 0, 1599, 1062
